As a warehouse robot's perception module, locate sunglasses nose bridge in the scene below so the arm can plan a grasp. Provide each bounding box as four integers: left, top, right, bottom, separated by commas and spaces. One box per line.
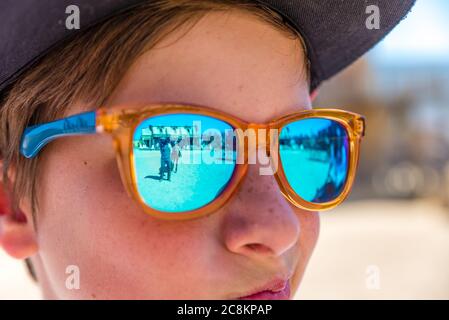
240, 124, 279, 168
246, 123, 279, 156
246, 123, 268, 150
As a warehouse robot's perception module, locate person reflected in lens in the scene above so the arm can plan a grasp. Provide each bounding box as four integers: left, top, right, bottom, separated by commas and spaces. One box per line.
159, 137, 173, 181
171, 140, 181, 173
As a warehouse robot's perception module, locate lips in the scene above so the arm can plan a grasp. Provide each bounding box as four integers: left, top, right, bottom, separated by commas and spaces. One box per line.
238, 279, 291, 300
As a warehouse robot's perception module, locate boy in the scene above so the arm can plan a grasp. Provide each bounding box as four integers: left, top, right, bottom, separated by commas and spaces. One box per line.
0, 1, 414, 299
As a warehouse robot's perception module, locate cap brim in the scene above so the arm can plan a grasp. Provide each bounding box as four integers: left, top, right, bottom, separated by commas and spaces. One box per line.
0, 0, 416, 93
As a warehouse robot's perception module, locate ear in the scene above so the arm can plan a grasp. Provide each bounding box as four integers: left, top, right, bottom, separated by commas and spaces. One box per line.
0, 161, 38, 259
310, 89, 319, 102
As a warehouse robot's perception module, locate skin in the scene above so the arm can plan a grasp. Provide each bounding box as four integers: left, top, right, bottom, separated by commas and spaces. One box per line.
0, 10, 319, 299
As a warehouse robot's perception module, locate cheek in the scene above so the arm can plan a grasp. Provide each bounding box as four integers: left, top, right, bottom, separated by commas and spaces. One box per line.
291, 209, 320, 291
34, 136, 220, 298
36, 135, 126, 228
34, 136, 136, 296
297, 210, 320, 254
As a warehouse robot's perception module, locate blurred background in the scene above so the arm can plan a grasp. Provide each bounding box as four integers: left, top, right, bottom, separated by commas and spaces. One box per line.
1, 0, 449, 299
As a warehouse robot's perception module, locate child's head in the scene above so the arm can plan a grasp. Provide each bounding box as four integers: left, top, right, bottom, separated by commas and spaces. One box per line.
0, 0, 317, 299
0, 0, 414, 299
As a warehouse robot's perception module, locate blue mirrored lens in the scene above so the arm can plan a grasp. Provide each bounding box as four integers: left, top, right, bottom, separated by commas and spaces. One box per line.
132, 114, 237, 213
279, 118, 349, 203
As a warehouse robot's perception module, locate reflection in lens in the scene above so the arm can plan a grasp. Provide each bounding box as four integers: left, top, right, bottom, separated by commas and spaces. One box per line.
279, 118, 349, 203
132, 114, 237, 213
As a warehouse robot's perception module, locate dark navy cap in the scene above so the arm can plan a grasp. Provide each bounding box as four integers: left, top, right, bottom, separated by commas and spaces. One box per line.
0, 0, 416, 93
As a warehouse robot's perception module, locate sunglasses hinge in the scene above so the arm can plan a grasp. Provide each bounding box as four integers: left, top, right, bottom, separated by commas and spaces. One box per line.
97, 109, 138, 133
355, 118, 366, 137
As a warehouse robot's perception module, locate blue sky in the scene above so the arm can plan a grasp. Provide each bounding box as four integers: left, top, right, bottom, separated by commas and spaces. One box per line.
370, 0, 449, 66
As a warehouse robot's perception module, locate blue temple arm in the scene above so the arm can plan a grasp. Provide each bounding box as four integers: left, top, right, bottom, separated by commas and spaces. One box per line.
20, 111, 97, 158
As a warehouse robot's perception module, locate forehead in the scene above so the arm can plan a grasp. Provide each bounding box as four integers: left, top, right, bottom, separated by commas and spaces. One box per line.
106, 10, 311, 123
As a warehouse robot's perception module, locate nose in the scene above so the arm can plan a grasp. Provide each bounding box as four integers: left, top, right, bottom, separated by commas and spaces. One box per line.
221, 160, 301, 258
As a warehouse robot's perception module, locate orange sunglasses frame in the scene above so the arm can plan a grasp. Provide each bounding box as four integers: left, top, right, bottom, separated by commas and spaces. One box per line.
95, 104, 365, 220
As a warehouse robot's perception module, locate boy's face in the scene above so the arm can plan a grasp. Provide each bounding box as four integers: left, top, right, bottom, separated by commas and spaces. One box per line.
28, 10, 319, 299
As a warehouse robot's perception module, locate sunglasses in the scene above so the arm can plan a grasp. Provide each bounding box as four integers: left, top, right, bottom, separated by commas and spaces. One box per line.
20, 104, 365, 220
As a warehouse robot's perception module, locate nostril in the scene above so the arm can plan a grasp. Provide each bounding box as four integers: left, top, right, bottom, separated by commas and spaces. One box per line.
246, 243, 274, 255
